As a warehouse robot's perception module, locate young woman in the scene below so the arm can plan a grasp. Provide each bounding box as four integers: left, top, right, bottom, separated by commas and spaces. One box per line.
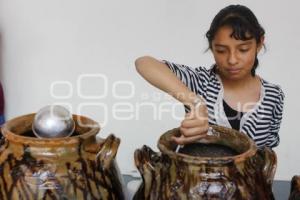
135, 5, 285, 148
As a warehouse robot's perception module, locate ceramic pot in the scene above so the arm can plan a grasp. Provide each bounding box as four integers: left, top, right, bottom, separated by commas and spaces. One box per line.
134, 125, 276, 200
0, 113, 125, 200
289, 175, 300, 200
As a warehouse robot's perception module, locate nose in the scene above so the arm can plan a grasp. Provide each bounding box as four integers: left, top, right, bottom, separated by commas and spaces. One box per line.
228, 51, 238, 65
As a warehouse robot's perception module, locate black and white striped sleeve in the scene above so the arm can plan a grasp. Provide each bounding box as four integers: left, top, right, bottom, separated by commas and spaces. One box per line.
267, 87, 285, 148
162, 60, 209, 96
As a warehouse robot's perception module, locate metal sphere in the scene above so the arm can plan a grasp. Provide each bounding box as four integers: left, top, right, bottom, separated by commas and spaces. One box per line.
32, 105, 75, 138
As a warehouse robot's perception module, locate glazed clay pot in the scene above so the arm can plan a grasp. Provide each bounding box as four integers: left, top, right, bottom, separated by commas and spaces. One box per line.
0, 113, 125, 200
289, 175, 300, 200
134, 125, 276, 200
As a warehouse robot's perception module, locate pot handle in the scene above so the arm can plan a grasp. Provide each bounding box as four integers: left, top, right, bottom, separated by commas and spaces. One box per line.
0, 127, 7, 150
85, 134, 120, 170
133, 146, 161, 200
134, 145, 161, 173
258, 147, 277, 186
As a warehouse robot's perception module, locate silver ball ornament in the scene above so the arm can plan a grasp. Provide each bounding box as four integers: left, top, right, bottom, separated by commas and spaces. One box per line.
32, 105, 75, 138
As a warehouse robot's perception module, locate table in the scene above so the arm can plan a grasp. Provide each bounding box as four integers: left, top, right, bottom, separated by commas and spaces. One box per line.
273, 180, 291, 200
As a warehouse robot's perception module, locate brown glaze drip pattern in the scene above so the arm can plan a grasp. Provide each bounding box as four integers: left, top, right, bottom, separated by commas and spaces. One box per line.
0, 139, 124, 200
134, 127, 276, 200
0, 114, 125, 200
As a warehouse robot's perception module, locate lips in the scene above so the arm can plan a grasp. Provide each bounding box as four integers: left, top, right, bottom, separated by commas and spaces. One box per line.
227, 68, 241, 74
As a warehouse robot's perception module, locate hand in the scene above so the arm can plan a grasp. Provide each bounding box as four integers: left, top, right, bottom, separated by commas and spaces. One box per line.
172, 99, 209, 145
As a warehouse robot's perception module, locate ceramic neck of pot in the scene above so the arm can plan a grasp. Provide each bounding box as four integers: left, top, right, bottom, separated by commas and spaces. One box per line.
1, 113, 100, 148
158, 125, 257, 165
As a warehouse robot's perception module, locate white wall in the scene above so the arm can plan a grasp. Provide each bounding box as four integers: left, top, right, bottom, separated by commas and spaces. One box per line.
0, 0, 299, 181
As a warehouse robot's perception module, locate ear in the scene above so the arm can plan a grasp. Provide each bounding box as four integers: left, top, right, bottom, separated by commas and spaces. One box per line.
257, 36, 265, 53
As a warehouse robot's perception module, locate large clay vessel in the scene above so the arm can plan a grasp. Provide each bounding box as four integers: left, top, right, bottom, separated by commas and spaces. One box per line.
0, 113, 125, 200
134, 125, 276, 200
289, 175, 300, 200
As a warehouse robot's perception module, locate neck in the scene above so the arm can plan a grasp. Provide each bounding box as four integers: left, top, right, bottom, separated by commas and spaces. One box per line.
221, 74, 258, 90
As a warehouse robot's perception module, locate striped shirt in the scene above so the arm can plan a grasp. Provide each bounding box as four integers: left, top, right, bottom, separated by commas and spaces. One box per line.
164, 61, 285, 148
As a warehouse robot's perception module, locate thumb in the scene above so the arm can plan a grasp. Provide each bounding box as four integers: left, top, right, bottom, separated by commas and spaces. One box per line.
185, 110, 195, 120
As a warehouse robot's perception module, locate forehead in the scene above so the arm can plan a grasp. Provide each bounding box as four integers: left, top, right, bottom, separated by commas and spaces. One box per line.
212, 26, 255, 46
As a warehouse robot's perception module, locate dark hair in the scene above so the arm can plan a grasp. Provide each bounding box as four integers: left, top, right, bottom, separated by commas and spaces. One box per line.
206, 5, 265, 76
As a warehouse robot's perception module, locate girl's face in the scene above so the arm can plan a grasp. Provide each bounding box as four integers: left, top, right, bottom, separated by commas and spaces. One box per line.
211, 26, 263, 80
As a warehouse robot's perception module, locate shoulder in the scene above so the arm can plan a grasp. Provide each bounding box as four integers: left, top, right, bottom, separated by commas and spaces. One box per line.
195, 66, 213, 76
261, 79, 285, 104
163, 60, 215, 77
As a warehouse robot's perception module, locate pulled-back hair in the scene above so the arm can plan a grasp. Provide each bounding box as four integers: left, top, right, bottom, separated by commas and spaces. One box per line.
206, 5, 265, 76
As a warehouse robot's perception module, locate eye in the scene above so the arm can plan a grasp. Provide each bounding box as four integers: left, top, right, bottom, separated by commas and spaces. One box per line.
215, 49, 226, 54
239, 48, 250, 53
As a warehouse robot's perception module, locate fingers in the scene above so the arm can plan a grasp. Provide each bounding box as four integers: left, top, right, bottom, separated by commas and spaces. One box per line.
180, 126, 209, 137
181, 118, 208, 129
172, 124, 210, 145
184, 112, 194, 120
171, 134, 206, 145
174, 99, 209, 145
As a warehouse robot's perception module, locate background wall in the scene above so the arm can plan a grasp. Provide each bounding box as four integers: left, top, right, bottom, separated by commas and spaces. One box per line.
0, 0, 298, 180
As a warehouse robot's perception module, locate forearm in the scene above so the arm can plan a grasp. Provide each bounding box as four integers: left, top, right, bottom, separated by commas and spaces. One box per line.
135, 56, 202, 105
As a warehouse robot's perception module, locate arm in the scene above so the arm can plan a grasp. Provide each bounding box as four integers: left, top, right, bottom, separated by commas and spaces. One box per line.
267, 88, 285, 148
135, 56, 209, 144
135, 56, 199, 106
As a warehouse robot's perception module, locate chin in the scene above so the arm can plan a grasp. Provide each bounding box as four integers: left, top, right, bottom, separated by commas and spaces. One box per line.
225, 74, 245, 81
219, 70, 250, 81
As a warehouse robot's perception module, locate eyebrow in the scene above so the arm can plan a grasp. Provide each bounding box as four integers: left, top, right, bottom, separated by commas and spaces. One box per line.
214, 41, 253, 48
